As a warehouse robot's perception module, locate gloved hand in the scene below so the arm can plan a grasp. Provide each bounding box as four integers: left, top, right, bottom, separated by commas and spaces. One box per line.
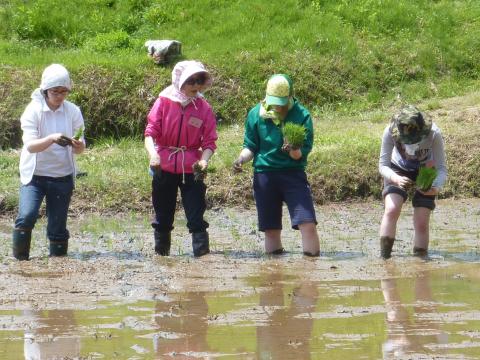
193, 161, 207, 181
150, 165, 162, 179
55, 135, 73, 147
232, 157, 243, 173
282, 142, 300, 153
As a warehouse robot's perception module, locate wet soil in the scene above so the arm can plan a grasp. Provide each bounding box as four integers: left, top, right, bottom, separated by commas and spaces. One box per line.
0, 199, 479, 359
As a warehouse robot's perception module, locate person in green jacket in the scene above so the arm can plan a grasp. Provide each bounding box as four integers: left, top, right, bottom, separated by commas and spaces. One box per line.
233, 74, 320, 256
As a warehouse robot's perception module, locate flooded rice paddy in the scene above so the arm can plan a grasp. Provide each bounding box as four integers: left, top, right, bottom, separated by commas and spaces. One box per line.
0, 199, 479, 359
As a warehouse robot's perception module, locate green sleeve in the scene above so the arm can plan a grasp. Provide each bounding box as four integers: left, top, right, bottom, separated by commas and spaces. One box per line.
243, 106, 259, 153
301, 109, 314, 157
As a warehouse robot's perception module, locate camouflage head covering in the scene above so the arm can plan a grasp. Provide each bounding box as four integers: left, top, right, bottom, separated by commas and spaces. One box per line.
389, 105, 432, 144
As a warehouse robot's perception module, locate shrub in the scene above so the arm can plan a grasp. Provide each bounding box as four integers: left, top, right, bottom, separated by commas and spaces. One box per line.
84, 30, 131, 52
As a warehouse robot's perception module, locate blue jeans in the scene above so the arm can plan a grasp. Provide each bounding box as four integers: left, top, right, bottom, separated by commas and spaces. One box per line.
15, 175, 74, 241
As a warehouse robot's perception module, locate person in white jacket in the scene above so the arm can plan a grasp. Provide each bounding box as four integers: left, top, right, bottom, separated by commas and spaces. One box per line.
12, 64, 85, 260
378, 105, 447, 259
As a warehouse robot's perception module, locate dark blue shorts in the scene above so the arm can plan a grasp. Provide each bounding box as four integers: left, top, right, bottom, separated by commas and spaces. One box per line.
253, 170, 317, 231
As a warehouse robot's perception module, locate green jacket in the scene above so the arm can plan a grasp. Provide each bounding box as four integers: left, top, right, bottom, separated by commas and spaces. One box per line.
243, 99, 314, 172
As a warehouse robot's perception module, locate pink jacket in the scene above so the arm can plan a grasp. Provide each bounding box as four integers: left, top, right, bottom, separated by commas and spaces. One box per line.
145, 96, 218, 174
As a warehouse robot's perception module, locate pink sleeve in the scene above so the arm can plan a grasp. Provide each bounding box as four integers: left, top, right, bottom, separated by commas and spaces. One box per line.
202, 104, 218, 152
144, 97, 162, 138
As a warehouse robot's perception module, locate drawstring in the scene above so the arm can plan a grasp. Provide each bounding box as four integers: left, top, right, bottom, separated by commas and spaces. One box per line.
168, 146, 187, 183
191, 97, 198, 110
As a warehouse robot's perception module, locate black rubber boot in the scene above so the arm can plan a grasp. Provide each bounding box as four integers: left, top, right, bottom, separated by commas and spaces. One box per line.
50, 240, 68, 256
192, 231, 210, 257
267, 248, 285, 255
154, 231, 171, 256
12, 228, 32, 261
380, 236, 395, 259
413, 246, 428, 258
303, 250, 320, 257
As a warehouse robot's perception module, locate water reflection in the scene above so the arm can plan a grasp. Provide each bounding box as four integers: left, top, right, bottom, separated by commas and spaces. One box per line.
153, 291, 209, 357
23, 310, 80, 360
381, 263, 448, 358
256, 268, 318, 359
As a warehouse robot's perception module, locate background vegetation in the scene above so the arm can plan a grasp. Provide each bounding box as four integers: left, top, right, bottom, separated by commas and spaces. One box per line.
1, 0, 480, 212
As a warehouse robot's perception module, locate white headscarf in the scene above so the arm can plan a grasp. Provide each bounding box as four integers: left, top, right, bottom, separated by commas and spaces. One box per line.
159, 60, 212, 106
31, 64, 72, 101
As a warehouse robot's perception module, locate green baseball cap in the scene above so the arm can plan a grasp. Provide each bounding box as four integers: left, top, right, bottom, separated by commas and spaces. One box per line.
265, 74, 293, 106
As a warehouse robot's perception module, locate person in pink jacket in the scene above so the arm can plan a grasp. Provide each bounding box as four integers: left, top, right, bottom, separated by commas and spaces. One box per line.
144, 60, 218, 257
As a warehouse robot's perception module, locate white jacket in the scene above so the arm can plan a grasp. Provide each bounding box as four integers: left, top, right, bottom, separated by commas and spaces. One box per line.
19, 89, 84, 184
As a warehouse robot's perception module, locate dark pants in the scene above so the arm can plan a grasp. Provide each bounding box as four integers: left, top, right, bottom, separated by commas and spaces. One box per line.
253, 170, 317, 231
15, 175, 73, 241
151, 171, 208, 233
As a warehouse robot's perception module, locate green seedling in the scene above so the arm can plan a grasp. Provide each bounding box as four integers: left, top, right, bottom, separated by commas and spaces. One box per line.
416, 166, 438, 191
73, 126, 84, 140
282, 122, 306, 149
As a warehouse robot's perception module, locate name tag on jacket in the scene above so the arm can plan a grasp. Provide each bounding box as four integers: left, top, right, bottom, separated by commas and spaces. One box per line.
188, 116, 203, 128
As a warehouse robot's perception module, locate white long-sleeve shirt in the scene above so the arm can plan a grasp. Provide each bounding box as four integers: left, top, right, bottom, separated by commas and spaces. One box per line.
378, 122, 447, 190
19, 89, 84, 184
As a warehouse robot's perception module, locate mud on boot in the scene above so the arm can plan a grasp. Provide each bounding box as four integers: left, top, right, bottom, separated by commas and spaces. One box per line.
380, 236, 395, 259
192, 231, 210, 257
12, 228, 32, 261
413, 246, 428, 258
50, 240, 68, 257
154, 231, 171, 256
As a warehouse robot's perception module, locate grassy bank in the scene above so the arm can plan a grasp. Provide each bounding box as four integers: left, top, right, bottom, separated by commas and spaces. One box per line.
1, 1, 480, 148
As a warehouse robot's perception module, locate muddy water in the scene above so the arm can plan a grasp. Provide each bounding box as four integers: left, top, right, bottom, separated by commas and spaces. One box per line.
0, 199, 479, 359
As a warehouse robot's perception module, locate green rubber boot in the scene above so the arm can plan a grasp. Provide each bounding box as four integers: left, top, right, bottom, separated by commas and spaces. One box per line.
12, 228, 32, 261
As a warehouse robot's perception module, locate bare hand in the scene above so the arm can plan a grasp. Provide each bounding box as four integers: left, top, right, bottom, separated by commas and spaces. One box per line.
149, 154, 161, 167
289, 148, 302, 160
392, 174, 413, 189
71, 138, 84, 151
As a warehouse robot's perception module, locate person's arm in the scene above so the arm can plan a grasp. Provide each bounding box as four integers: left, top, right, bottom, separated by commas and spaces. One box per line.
197, 106, 218, 171
145, 136, 160, 168
20, 107, 68, 153
233, 148, 255, 171
379, 127, 412, 189
419, 130, 447, 196
144, 98, 163, 169
233, 108, 258, 172
72, 108, 86, 154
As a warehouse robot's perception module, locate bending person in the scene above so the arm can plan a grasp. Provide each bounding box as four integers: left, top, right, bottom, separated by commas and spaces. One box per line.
379, 105, 447, 258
